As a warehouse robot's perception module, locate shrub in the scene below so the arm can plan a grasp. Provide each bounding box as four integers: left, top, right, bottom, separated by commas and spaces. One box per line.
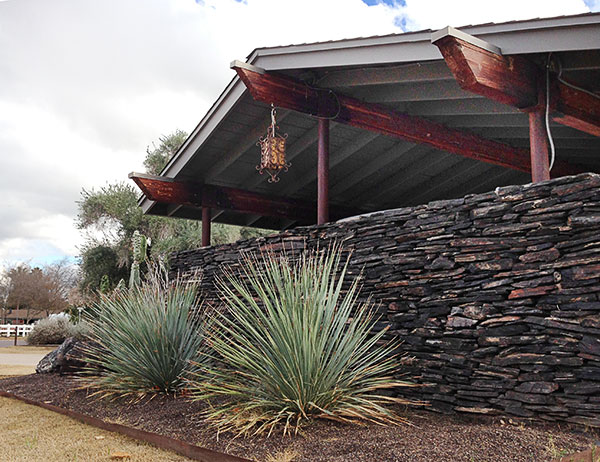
26, 314, 88, 345
81, 269, 205, 397
190, 246, 415, 436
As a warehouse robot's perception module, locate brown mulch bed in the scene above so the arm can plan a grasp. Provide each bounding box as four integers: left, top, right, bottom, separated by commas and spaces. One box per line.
0, 374, 597, 462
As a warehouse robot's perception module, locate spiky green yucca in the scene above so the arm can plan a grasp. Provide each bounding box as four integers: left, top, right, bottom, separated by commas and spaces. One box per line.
82, 271, 204, 397
191, 246, 414, 435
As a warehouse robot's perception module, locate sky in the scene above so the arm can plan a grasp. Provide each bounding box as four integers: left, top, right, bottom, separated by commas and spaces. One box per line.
0, 0, 598, 268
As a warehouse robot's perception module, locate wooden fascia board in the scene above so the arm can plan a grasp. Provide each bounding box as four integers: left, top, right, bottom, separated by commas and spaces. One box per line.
231, 61, 583, 177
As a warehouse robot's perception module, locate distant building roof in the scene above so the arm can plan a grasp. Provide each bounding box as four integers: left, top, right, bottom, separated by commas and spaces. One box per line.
3, 309, 43, 322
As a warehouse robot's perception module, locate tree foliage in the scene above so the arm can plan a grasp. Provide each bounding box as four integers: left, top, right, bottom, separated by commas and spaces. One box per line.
77, 183, 147, 267
143, 129, 188, 175
78, 183, 145, 237
80, 245, 129, 292
77, 130, 268, 293
2, 261, 79, 323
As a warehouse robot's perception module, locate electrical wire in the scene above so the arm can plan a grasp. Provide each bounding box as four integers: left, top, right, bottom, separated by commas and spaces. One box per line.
545, 53, 600, 172
304, 83, 341, 120
317, 89, 342, 120
555, 55, 600, 101
545, 53, 556, 172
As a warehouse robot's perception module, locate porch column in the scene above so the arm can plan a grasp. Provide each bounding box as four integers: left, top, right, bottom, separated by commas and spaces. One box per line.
317, 118, 329, 225
528, 110, 550, 182
202, 206, 211, 246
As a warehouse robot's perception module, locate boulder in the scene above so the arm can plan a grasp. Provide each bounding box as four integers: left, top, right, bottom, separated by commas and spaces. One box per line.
36, 337, 91, 374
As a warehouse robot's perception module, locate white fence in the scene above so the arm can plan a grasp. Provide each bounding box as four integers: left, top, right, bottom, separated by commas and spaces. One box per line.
0, 324, 33, 337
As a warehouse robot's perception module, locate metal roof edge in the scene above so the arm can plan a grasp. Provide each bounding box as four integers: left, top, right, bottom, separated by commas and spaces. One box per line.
253, 30, 432, 60
138, 195, 154, 212
246, 12, 599, 72
156, 55, 267, 183
230, 60, 265, 74
158, 74, 246, 180
250, 11, 600, 58
460, 10, 600, 35
431, 26, 502, 55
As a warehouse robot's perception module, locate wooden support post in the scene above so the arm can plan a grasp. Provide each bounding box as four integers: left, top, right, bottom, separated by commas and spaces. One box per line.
317, 118, 329, 225
202, 206, 211, 247
528, 110, 550, 182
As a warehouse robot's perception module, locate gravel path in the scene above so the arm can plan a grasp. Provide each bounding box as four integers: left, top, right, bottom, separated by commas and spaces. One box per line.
0, 339, 25, 347
0, 352, 47, 366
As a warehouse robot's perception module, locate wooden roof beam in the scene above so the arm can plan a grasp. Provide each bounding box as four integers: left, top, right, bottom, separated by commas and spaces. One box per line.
553, 82, 600, 137
129, 172, 361, 224
230, 61, 583, 177
331, 143, 423, 198
358, 150, 455, 206
351, 79, 479, 103
432, 27, 600, 137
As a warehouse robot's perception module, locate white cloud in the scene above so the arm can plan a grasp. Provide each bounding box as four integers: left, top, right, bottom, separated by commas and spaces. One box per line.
0, 0, 594, 265
0, 0, 404, 265
397, 0, 589, 31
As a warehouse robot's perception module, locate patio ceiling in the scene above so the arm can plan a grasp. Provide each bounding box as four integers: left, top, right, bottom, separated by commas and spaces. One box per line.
137, 12, 600, 230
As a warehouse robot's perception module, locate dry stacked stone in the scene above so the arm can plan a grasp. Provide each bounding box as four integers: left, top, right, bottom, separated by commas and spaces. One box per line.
170, 173, 600, 427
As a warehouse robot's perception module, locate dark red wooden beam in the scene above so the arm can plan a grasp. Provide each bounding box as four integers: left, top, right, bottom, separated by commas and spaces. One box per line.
231, 61, 583, 177
202, 206, 211, 246
317, 118, 329, 225
432, 32, 600, 137
432, 33, 538, 109
129, 173, 360, 223
552, 81, 600, 137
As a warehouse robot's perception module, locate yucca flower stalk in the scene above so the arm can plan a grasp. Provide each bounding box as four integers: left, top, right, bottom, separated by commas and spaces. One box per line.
191, 245, 415, 436
129, 230, 148, 289
81, 268, 205, 397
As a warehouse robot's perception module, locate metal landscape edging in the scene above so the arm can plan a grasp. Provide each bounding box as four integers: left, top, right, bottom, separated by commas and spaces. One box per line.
555, 445, 600, 462
0, 391, 252, 462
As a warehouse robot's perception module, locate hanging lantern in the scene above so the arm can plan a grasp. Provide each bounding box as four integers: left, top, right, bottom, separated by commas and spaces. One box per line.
256, 105, 290, 183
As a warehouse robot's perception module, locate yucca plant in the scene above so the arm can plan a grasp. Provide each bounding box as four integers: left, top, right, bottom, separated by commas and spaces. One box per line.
190, 245, 415, 436
81, 268, 205, 397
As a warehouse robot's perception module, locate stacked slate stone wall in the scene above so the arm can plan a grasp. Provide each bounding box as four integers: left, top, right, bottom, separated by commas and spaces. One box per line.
170, 173, 600, 426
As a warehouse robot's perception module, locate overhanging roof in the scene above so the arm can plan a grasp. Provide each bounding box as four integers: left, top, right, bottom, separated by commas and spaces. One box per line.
139, 12, 600, 230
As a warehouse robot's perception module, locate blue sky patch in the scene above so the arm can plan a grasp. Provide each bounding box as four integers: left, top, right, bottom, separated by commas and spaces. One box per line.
394, 15, 408, 30
362, 0, 406, 6
584, 0, 600, 11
